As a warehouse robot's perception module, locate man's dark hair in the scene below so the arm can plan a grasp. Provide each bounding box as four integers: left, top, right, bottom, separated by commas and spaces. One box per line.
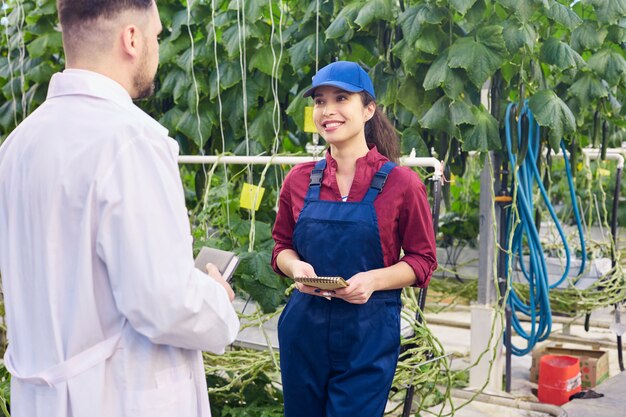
57, 0, 153, 29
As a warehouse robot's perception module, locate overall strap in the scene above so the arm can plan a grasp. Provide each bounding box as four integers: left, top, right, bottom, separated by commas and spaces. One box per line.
362, 161, 397, 203
305, 159, 327, 201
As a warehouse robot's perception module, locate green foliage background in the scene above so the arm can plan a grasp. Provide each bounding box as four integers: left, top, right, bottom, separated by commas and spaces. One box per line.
2, 0, 626, 309
1, 1, 626, 415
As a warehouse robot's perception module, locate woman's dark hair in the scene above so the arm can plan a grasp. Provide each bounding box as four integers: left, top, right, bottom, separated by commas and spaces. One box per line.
360, 92, 400, 163
57, 0, 153, 29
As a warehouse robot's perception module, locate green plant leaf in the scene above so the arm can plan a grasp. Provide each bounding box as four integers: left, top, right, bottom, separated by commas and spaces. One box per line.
450, 100, 477, 126
175, 45, 196, 71
397, 76, 422, 115
26, 32, 61, 58
448, 26, 507, 88
288, 34, 316, 69
391, 40, 420, 76
568, 73, 609, 106
235, 251, 287, 313
450, 0, 477, 15
159, 107, 185, 134
160, 34, 191, 63
176, 110, 213, 147
495, 0, 536, 22
461, 106, 500, 151
591, 0, 626, 25
0, 99, 17, 130
587, 48, 626, 86
355, 0, 395, 28
221, 24, 242, 58
326, 3, 362, 39
209, 61, 243, 99
158, 68, 188, 102
249, 104, 276, 148
423, 52, 448, 91
571, 22, 608, 51
423, 50, 465, 100
502, 20, 537, 52
540, 38, 585, 70
528, 90, 576, 149
457, 0, 487, 34
462, 106, 501, 152
419, 96, 458, 136
415, 25, 445, 55
286, 89, 309, 132
249, 45, 282, 77
28, 60, 55, 84
545, 0, 582, 29
401, 126, 429, 156
607, 24, 626, 44
399, 4, 446, 46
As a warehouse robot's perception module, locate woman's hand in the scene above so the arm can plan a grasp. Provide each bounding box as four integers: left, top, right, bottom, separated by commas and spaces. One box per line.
289, 261, 329, 298
333, 271, 378, 304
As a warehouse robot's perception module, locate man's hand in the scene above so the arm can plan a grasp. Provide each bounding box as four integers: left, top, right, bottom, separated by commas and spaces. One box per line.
205, 263, 235, 302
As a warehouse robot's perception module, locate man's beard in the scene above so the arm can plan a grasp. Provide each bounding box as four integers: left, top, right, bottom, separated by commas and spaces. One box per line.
132, 44, 156, 100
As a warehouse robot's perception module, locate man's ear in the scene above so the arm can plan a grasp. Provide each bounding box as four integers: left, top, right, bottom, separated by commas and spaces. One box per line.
120, 25, 140, 58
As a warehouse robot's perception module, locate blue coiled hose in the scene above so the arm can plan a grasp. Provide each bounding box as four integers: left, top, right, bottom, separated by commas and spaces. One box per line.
504, 101, 587, 356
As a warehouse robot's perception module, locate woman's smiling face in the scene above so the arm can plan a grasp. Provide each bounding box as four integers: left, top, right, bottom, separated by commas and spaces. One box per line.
312, 86, 375, 147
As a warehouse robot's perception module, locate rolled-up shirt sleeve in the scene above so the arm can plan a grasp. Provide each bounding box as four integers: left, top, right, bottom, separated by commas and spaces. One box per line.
398, 173, 438, 288
271, 169, 298, 276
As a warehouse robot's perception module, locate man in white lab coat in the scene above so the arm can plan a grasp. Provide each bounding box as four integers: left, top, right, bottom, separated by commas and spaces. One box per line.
0, 1, 240, 416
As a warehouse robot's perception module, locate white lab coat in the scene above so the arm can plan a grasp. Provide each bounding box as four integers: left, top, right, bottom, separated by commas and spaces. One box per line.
0, 69, 240, 417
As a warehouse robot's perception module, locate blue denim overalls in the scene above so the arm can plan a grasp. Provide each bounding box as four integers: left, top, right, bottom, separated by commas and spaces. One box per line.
278, 159, 402, 417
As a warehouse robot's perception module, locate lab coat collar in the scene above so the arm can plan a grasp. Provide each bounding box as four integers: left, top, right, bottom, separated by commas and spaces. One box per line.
47, 69, 169, 137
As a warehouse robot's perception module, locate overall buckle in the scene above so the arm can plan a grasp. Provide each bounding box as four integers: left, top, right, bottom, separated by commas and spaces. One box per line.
370, 171, 388, 193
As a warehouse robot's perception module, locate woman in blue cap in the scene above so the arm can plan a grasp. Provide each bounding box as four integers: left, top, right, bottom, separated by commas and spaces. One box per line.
272, 61, 437, 416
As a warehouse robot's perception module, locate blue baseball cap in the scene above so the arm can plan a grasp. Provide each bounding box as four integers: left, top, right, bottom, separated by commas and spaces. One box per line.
303, 61, 376, 99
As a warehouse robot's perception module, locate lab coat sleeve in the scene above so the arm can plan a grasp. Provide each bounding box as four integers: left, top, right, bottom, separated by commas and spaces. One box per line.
95, 134, 239, 353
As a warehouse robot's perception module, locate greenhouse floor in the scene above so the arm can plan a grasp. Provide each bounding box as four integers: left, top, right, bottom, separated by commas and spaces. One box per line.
410, 304, 626, 417
233, 299, 626, 416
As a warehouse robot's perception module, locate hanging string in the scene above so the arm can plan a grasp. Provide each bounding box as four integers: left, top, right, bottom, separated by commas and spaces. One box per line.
185, 0, 202, 151
315, 0, 319, 72
210, 0, 226, 155
236, 0, 252, 183
268, 0, 284, 155
267, 0, 286, 226
206, 0, 231, 230
1, 0, 26, 127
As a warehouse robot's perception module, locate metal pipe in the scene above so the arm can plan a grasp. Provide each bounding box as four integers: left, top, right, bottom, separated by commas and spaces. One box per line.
612, 167, 624, 372
546, 147, 625, 169
401, 176, 442, 417
451, 389, 567, 417
581, 148, 624, 169
177, 155, 444, 181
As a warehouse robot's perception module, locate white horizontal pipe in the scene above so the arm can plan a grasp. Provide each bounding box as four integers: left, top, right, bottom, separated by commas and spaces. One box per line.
548, 147, 625, 169
178, 155, 444, 181
581, 149, 624, 169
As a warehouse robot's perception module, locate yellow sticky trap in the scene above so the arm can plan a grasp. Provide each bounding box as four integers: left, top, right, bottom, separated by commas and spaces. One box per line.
304, 106, 317, 133
240, 183, 265, 211
597, 168, 611, 177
